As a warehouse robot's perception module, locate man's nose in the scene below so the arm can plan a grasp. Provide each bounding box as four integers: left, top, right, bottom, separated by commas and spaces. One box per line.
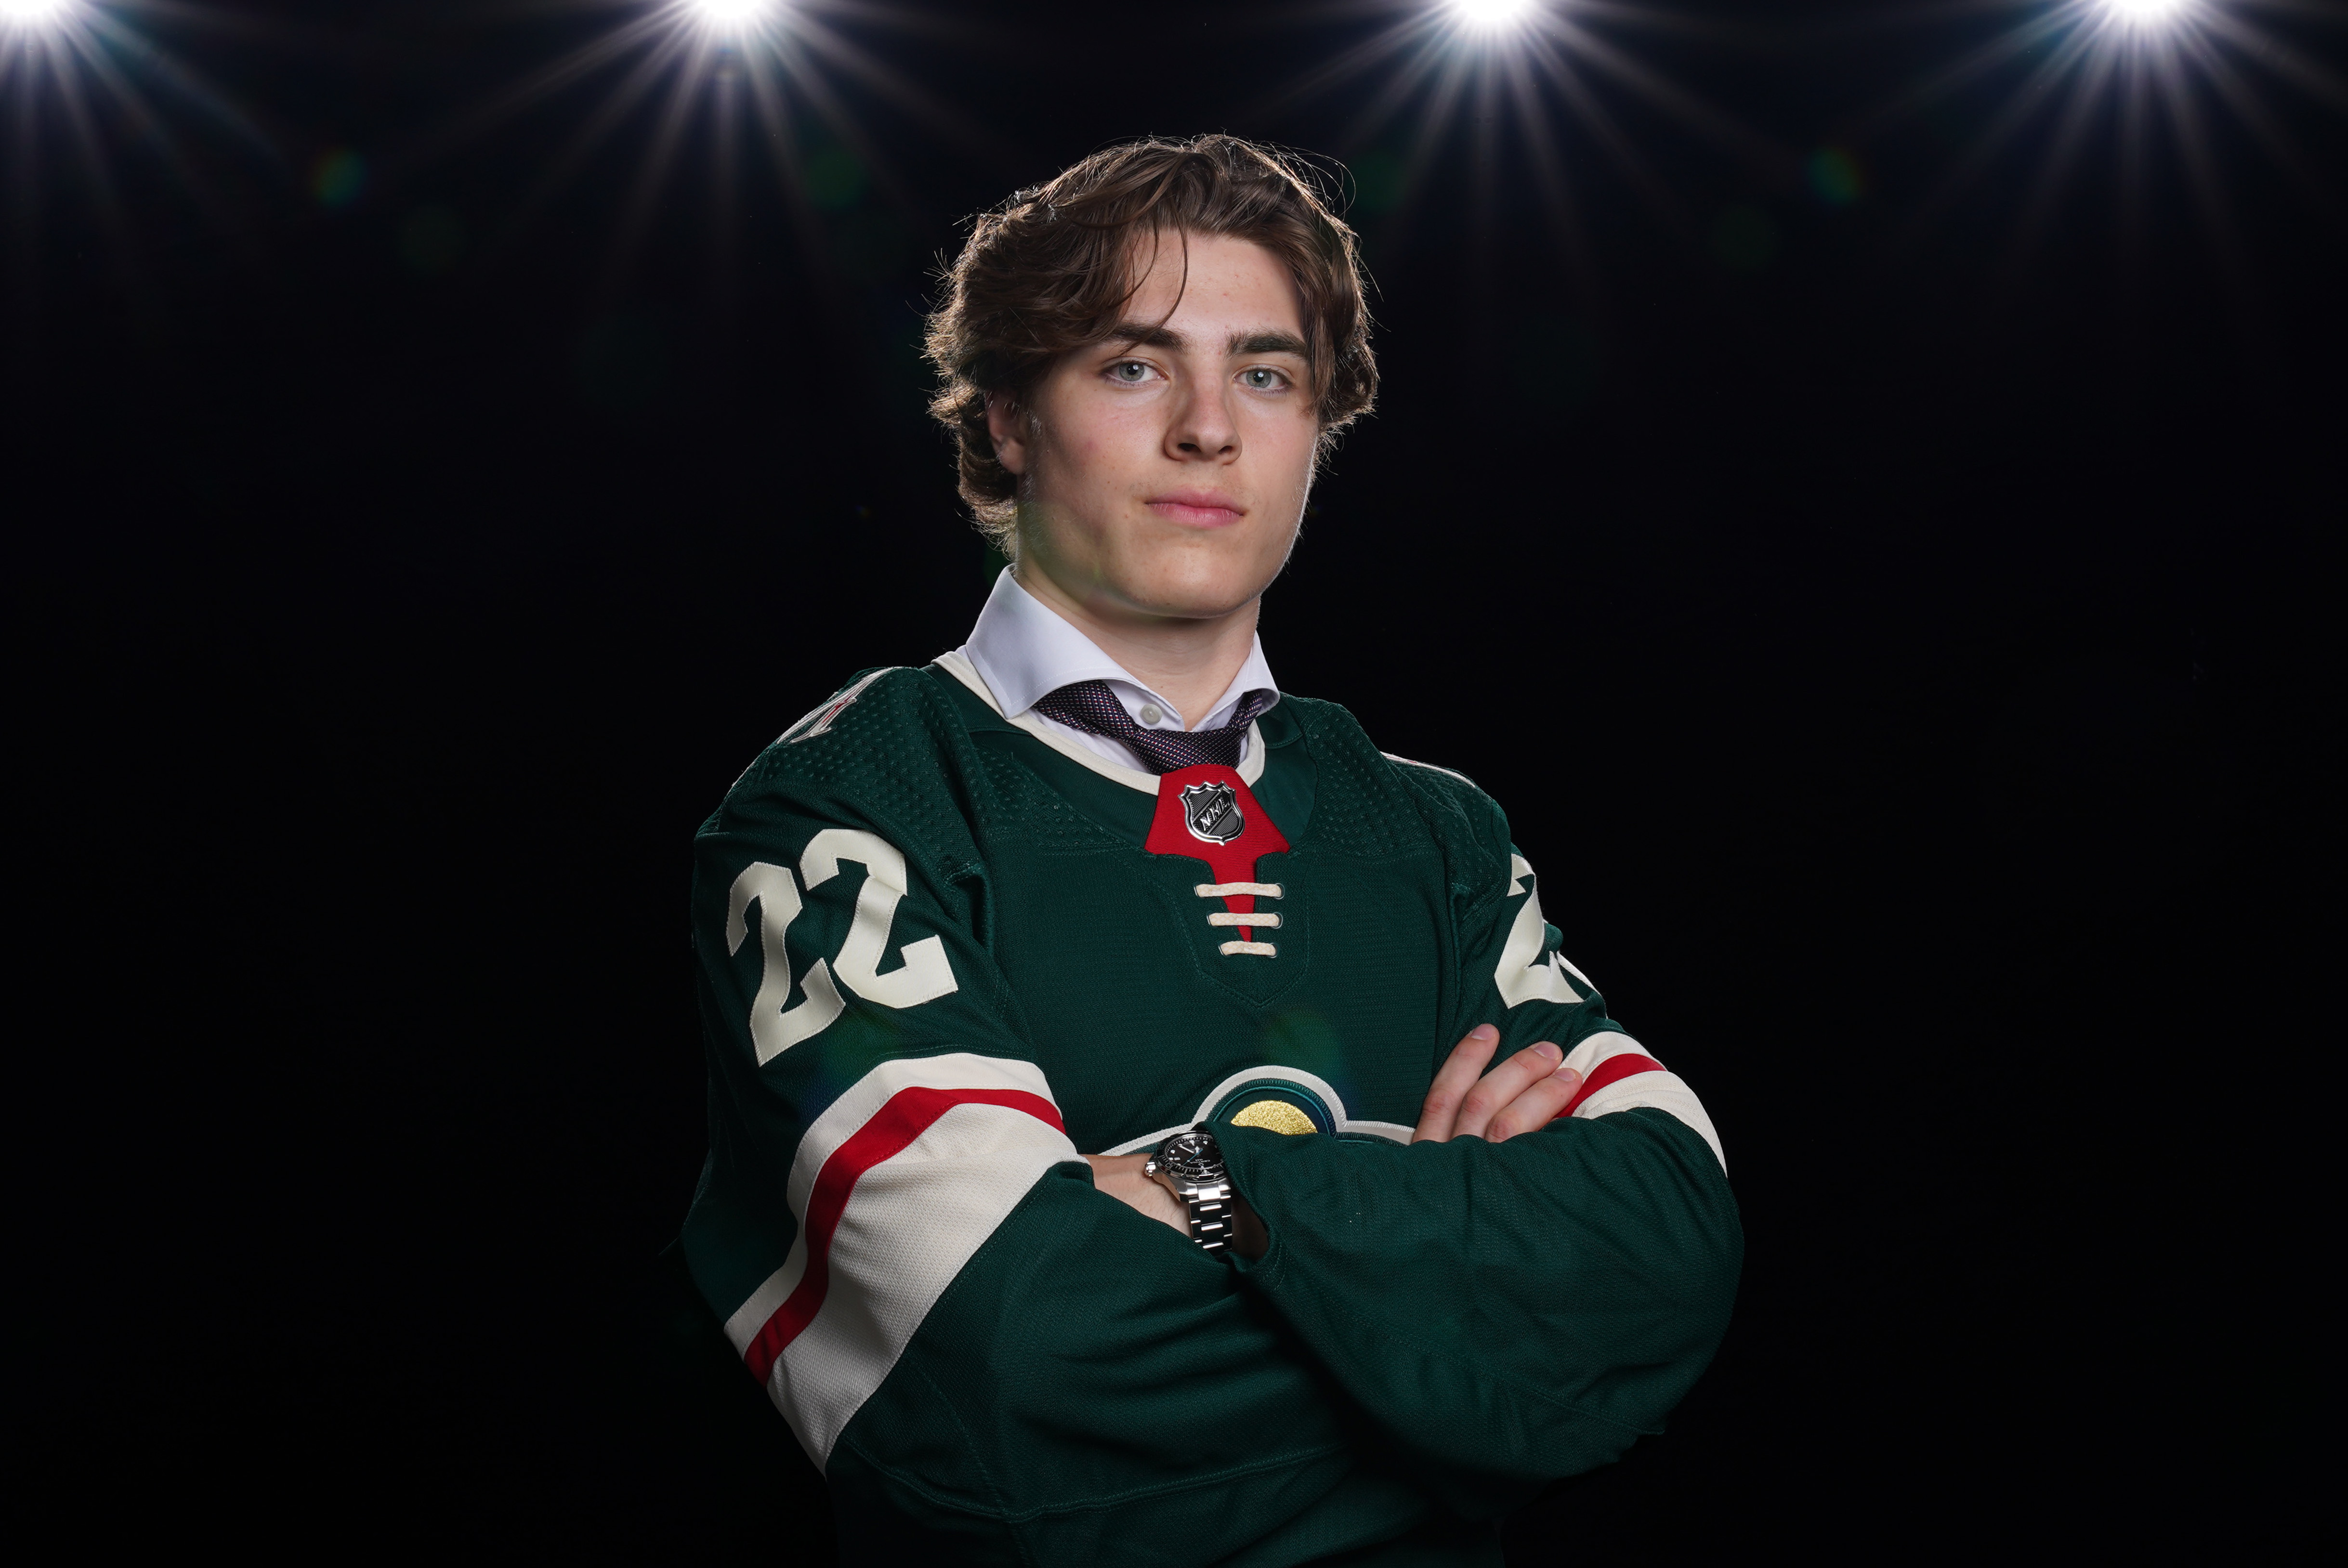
1168, 380, 1239, 459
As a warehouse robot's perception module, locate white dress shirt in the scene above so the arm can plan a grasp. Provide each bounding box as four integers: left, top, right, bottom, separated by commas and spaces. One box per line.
956, 568, 1281, 773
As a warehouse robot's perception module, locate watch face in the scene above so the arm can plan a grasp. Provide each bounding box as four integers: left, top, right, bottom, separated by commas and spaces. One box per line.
1155, 1131, 1225, 1183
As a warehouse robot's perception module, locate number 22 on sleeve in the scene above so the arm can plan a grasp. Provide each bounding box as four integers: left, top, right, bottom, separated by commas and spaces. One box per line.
724, 829, 959, 1063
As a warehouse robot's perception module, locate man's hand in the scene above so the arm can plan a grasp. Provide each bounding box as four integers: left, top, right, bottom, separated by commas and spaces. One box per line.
1085, 1153, 1269, 1258
1413, 1024, 1582, 1143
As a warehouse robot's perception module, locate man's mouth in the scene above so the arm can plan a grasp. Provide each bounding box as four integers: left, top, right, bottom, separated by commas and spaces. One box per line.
1144, 490, 1247, 526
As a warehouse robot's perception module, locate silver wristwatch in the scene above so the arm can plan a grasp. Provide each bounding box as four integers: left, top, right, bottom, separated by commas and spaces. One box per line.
1144, 1127, 1238, 1252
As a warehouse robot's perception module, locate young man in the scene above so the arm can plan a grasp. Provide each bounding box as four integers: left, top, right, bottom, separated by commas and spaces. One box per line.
682, 135, 1739, 1564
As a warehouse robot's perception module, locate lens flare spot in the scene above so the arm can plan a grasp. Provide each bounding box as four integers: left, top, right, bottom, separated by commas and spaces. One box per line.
1710, 203, 1780, 271
399, 205, 468, 274
311, 147, 366, 209
802, 145, 867, 210
1348, 151, 1407, 217
1807, 146, 1865, 207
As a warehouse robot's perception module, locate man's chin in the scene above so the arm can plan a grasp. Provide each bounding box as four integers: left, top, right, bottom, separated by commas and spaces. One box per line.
1106, 568, 1276, 627
1019, 528, 1285, 628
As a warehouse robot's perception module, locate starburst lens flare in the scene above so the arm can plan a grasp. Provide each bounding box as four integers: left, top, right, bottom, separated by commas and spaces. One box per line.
1863, 0, 2347, 315
1268, 0, 1777, 291
396, 0, 1007, 306
1, 0, 77, 29
1449, 0, 1539, 30
2101, 0, 2193, 24
5, 0, 282, 299
687, 0, 776, 32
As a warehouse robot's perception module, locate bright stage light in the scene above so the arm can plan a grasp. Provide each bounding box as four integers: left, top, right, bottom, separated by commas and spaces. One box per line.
1448, 0, 1539, 32
0, 0, 77, 30
688, 0, 776, 30
2098, 0, 2194, 24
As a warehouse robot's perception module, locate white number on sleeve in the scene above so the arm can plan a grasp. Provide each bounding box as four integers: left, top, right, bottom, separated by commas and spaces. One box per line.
726, 862, 848, 1065
1494, 854, 1596, 1008
799, 829, 960, 1010
723, 830, 959, 1064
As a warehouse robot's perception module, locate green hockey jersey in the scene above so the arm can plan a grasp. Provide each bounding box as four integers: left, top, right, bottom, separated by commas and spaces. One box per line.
682, 653, 1741, 1565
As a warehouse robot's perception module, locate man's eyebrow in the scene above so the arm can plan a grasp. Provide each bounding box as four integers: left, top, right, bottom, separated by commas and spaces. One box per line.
1231, 331, 1308, 357
1104, 322, 1185, 350
1099, 324, 1311, 358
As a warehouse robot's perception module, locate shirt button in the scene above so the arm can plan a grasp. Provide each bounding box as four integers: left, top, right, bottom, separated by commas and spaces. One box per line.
1137, 704, 1165, 727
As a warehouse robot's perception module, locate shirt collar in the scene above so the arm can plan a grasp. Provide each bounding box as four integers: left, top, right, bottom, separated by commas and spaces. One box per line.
959, 567, 1280, 730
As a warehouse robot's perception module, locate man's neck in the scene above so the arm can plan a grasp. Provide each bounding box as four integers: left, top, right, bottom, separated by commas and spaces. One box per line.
1011, 563, 1260, 732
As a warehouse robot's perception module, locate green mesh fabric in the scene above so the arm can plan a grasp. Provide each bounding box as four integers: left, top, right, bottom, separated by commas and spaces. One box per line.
1282, 697, 1470, 864
683, 664, 1740, 1565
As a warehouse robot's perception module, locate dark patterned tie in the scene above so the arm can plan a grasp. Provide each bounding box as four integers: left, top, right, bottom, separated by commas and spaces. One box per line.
1029, 679, 1277, 774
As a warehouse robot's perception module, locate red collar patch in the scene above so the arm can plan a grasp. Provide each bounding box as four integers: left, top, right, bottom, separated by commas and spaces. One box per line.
1144, 765, 1289, 943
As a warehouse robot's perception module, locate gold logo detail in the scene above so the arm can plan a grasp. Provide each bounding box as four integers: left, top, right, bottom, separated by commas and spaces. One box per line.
1229, 1099, 1316, 1136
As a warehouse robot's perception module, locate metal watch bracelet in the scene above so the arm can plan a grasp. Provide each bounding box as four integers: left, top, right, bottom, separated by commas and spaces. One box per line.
1182, 1192, 1237, 1252
1145, 1128, 1237, 1252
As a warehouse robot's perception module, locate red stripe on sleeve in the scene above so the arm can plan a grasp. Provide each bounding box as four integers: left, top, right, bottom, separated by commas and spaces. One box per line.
1557, 1052, 1664, 1118
744, 1087, 1065, 1384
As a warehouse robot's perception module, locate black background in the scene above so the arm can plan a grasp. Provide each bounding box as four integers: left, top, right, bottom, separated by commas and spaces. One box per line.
15, 0, 2341, 1558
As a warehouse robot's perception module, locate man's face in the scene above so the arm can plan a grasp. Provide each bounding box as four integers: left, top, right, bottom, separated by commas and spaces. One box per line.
989, 232, 1320, 627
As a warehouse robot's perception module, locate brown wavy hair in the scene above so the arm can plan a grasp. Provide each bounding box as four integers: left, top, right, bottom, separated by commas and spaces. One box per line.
925, 134, 1378, 541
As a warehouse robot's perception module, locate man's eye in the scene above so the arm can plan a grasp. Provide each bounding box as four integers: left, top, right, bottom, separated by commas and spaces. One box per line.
1109, 361, 1153, 383
1241, 368, 1288, 391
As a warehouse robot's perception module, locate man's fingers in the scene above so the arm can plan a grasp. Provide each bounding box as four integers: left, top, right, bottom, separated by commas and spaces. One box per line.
1453, 1041, 1570, 1141
1415, 1032, 1583, 1144
1413, 1025, 1501, 1143
1485, 1064, 1583, 1143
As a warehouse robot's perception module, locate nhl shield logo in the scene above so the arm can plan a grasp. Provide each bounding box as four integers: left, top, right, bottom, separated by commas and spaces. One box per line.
1179, 780, 1245, 845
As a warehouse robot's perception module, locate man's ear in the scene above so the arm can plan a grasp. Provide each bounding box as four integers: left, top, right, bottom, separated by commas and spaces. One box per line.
985, 391, 1029, 477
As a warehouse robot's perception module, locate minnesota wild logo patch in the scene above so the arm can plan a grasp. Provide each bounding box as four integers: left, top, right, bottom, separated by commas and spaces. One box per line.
1098, 1064, 1417, 1155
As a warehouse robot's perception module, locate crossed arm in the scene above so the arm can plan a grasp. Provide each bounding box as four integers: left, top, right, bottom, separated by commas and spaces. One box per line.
1085, 1023, 1583, 1254
699, 758, 1735, 1556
